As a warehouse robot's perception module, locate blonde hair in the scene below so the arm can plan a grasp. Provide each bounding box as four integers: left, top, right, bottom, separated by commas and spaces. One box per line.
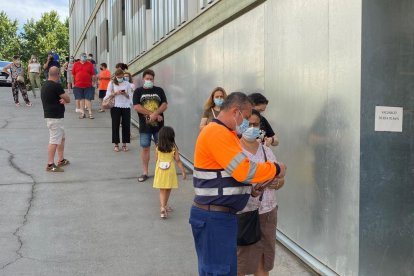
29, 55, 37, 64
203, 87, 227, 111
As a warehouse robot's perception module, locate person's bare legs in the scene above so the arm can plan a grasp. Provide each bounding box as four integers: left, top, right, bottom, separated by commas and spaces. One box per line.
47, 144, 58, 164
160, 189, 172, 208
85, 100, 92, 113
142, 147, 150, 176
160, 189, 172, 218
79, 99, 85, 115
57, 138, 65, 162
75, 99, 80, 111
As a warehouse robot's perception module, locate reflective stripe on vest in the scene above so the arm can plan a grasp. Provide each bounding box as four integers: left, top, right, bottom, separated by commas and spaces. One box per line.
222, 186, 251, 195
194, 186, 251, 196
194, 188, 219, 196
193, 170, 231, 179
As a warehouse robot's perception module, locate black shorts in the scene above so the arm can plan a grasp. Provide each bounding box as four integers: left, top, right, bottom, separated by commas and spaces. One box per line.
99, 90, 106, 99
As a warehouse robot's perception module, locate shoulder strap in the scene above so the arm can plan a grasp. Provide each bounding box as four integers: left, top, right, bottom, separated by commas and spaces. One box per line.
261, 144, 267, 162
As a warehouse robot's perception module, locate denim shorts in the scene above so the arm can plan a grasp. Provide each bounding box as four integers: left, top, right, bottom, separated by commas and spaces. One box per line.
73, 87, 95, 100
139, 131, 159, 148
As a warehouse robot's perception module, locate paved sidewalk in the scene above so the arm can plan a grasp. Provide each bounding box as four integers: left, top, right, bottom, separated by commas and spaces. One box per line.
0, 87, 314, 276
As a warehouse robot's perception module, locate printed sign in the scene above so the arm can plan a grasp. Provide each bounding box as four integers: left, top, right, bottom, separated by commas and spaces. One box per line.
374, 106, 403, 132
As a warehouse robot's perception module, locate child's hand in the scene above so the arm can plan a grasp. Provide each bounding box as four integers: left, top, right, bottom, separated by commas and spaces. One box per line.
182, 171, 187, 180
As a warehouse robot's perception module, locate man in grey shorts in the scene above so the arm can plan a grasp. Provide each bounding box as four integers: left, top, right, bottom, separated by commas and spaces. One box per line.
41, 67, 71, 172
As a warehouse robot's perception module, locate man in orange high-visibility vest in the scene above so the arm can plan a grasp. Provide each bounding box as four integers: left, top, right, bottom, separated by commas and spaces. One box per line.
189, 92, 286, 276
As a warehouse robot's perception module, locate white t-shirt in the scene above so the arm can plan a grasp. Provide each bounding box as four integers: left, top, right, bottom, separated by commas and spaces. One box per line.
104, 81, 133, 108
28, 63, 41, 73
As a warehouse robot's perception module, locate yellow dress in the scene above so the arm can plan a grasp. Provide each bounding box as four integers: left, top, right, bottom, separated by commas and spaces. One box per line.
153, 148, 178, 189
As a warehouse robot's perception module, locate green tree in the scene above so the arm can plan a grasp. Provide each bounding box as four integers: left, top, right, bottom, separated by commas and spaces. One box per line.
20, 11, 69, 64
0, 11, 20, 60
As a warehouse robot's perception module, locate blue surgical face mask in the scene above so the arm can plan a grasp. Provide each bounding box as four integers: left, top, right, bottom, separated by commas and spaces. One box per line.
124, 76, 130, 82
242, 127, 260, 142
116, 77, 124, 83
143, 80, 153, 89
235, 111, 249, 135
213, 98, 224, 107
81, 56, 87, 62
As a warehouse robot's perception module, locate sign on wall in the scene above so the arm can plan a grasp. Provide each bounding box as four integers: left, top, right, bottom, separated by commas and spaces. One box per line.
374, 106, 403, 132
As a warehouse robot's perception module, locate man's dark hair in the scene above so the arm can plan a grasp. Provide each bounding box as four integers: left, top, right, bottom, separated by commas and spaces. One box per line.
88, 53, 93, 57
100, 63, 107, 68
221, 92, 252, 111
248, 93, 269, 105
13, 55, 20, 60
251, 109, 261, 118
143, 69, 155, 78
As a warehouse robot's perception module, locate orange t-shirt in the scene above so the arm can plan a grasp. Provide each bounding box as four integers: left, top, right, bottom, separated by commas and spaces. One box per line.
98, 69, 111, 90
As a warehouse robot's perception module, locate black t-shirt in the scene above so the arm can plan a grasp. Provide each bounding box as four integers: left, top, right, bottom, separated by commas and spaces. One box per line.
41, 80, 65, 118
132, 86, 167, 133
260, 115, 275, 138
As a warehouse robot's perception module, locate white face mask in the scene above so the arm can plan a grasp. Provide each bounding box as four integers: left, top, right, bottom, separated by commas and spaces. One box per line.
32, 59, 36, 62
116, 77, 124, 83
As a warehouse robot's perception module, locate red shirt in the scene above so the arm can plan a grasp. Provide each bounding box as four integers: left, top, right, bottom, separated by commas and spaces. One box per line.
72, 61, 95, 88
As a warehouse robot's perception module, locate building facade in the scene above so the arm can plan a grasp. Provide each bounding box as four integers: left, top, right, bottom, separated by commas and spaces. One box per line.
69, 0, 414, 275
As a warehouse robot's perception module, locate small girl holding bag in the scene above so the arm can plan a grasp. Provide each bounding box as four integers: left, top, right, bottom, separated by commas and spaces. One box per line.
153, 126, 186, 219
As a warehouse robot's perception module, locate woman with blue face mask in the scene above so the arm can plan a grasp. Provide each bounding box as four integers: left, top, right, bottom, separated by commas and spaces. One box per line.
237, 109, 285, 276
103, 69, 134, 152
199, 87, 227, 130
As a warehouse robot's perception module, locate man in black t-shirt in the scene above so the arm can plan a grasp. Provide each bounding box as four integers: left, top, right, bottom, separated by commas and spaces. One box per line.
133, 69, 168, 182
41, 67, 70, 172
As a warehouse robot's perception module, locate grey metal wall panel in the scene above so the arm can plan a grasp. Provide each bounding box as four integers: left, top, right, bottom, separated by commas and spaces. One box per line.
360, 0, 414, 275
264, 0, 361, 274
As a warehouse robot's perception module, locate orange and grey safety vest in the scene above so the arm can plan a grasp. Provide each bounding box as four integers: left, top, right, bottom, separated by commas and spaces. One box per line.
193, 119, 278, 211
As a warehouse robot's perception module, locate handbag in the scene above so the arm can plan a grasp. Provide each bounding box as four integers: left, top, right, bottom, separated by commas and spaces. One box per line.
237, 209, 261, 246
237, 145, 268, 246
102, 90, 115, 109
17, 75, 25, 83
159, 161, 171, 170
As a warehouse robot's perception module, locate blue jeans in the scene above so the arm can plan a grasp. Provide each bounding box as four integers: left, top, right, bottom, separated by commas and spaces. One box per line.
189, 205, 238, 276
139, 131, 159, 148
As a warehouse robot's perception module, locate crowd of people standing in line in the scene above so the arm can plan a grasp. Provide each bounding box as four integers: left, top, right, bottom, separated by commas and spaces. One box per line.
8, 48, 289, 275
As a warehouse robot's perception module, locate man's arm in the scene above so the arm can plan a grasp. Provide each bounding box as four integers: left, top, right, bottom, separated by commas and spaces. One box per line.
133, 104, 153, 115
43, 59, 49, 70
59, 92, 70, 103
2, 63, 11, 75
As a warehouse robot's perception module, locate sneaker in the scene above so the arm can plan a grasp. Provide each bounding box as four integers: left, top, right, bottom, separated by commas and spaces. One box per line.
57, 159, 70, 167
46, 164, 64, 172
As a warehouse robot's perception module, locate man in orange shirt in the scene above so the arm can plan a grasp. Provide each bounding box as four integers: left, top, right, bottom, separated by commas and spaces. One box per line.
97, 63, 111, 112
189, 92, 286, 276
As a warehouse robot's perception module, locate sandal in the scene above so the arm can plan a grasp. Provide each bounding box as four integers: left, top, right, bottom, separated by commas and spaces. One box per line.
122, 145, 129, 152
138, 174, 148, 182
89, 114, 94, 119
160, 207, 167, 219
79, 113, 86, 119
166, 206, 173, 212
57, 159, 70, 167
15, 103, 20, 107
114, 144, 119, 152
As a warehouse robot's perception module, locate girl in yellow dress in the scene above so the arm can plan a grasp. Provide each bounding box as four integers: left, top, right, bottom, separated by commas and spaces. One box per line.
153, 126, 186, 218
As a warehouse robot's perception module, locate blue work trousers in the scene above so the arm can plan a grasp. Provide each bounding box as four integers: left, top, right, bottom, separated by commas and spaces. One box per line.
189, 205, 238, 276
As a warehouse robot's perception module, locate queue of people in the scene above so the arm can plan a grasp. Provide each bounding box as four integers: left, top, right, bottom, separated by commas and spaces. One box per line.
33, 48, 287, 275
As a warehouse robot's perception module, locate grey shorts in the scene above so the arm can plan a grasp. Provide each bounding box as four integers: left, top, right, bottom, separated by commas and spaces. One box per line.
46, 118, 65, 144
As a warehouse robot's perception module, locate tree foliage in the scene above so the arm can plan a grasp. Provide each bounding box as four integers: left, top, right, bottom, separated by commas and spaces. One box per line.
0, 11, 20, 60
0, 10, 69, 64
